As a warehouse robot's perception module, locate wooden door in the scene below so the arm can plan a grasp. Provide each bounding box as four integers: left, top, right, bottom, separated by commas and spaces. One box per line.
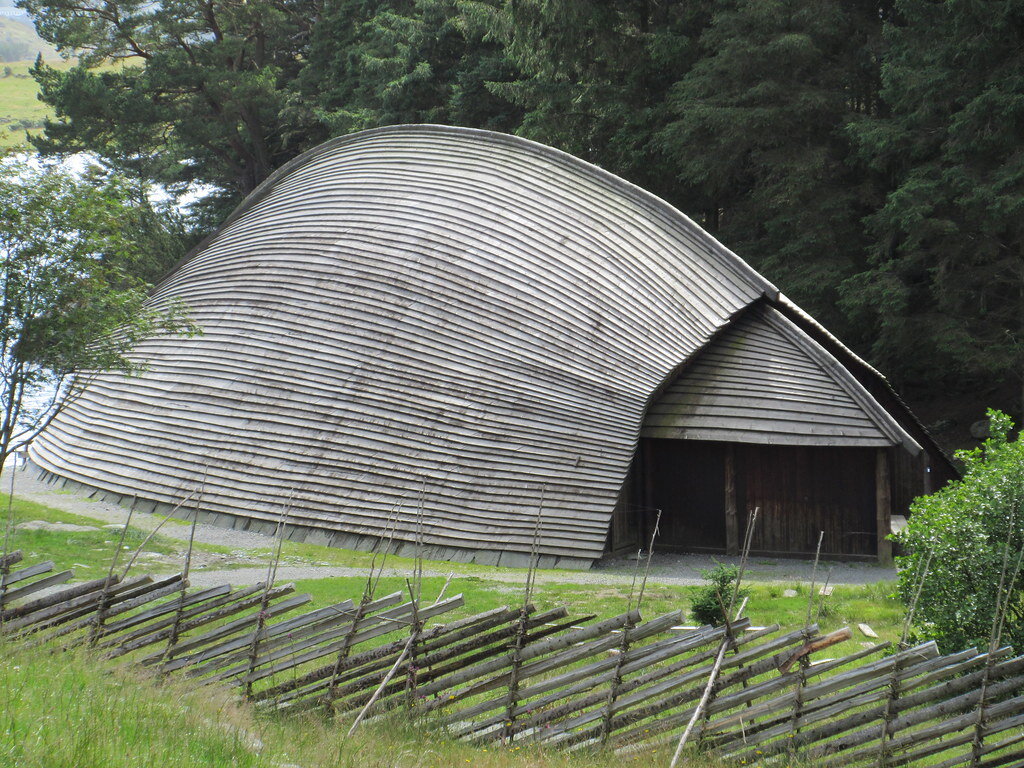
736, 444, 876, 557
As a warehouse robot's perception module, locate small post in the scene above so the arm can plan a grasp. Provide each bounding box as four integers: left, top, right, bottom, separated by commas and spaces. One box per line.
1, 464, 17, 619
724, 445, 739, 556
243, 496, 289, 699
404, 578, 424, 709
501, 489, 545, 745
876, 449, 893, 566
600, 510, 660, 745
160, 475, 207, 669
89, 497, 136, 646
970, 542, 1024, 766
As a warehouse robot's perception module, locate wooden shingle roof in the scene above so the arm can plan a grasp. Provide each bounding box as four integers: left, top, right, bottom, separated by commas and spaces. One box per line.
30, 125, 915, 565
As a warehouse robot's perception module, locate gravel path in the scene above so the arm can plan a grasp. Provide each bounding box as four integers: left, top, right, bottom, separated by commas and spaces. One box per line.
9, 467, 898, 588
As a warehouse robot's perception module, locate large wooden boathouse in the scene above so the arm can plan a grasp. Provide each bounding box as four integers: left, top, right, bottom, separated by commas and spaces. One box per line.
30, 125, 955, 567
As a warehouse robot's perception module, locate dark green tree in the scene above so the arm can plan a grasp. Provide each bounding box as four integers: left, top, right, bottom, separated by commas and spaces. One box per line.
298, 0, 520, 136
850, 0, 1024, 410
20, 0, 320, 217
660, 0, 888, 334
482, 0, 715, 208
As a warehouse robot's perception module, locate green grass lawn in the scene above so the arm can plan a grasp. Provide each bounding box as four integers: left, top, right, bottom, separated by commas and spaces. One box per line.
0, 490, 907, 647
0, 492, 910, 767
0, 638, 723, 768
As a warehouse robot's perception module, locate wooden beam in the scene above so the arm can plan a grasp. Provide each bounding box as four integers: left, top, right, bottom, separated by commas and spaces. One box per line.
876, 448, 893, 566
725, 444, 738, 556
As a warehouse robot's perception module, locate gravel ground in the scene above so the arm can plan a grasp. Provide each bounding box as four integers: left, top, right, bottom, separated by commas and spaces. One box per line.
8, 467, 898, 588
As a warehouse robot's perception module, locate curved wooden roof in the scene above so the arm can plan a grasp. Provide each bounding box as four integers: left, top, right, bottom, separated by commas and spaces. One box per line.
29, 125, 910, 565
643, 303, 920, 450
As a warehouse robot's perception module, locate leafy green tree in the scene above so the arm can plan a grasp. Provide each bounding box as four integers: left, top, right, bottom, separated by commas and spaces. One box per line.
298, 0, 520, 135
0, 153, 197, 477
896, 410, 1024, 653
660, 0, 888, 334
849, 0, 1024, 407
20, 0, 320, 218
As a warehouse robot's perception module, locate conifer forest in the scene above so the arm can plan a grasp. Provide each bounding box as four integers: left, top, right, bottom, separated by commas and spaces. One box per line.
16, 0, 1024, 445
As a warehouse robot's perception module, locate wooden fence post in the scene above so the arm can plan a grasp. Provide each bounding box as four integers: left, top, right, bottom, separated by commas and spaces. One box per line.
875, 649, 904, 767
405, 580, 424, 709
598, 620, 635, 745
786, 627, 815, 759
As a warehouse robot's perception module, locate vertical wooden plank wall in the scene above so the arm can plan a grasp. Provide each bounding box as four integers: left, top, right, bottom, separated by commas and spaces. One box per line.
876, 448, 893, 566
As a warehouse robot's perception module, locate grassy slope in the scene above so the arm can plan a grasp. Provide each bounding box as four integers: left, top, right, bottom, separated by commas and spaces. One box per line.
0, 493, 903, 767
0, 639, 717, 768
2, 491, 907, 642
0, 57, 58, 148
0, 57, 126, 148
0, 16, 56, 62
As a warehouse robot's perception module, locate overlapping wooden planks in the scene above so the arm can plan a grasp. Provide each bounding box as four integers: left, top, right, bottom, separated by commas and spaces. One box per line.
29, 124, 787, 566
643, 304, 918, 450
3, 551, 1024, 767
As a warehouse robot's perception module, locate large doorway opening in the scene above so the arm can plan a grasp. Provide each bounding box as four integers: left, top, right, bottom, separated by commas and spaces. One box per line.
637, 439, 880, 559
641, 439, 727, 552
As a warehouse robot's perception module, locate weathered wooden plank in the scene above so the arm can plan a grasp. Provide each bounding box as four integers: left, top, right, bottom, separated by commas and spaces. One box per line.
98, 584, 231, 637
726, 657, 1024, 764
2, 576, 122, 622
414, 611, 640, 704
700, 640, 893, 739
100, 584, 266, 652
0, 550, 23, 570
711, 645, 979, 756
185, 599, 358, 668
117, 584, 293, 659
444, 611, 687, 737
183, 599, 362, 679
447, 617, 714, 732
6, 576, 150, 633
0, 570, 73, 607
241, 594, 465, 687
325, 609, 580, 715
553, 626, 797, 749
44, 575, 186, 643
501, 625, 780, 748
256, 606, 562, 707
880, 711, 1024, 768
1, 561, 55, 589
158, 592, 312, 670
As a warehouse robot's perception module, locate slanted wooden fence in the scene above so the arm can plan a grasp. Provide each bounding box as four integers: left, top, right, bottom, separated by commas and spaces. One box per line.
2, 550, 1023, 767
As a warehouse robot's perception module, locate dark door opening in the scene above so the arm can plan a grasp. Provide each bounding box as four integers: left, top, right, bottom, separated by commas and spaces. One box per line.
642, 438, 726, 552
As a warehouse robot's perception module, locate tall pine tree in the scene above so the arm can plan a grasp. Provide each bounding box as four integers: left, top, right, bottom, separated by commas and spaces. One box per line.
483, 0, 716, 209
660, 0, 888, 335
22, 0, 320, 217
298, 0, 520, 135
851, 0, 1024, 413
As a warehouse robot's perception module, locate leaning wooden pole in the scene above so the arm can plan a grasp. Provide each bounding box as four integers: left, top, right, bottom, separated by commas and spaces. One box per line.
669, 509, 757, 768
243, 498, 290, 699
88, 497, 136, 646
600, 510, 661, 745
970, 541, 1024, 766
501, 491, 545, 745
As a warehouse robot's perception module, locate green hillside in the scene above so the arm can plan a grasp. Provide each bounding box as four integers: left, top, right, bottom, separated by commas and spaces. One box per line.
0, 16, 56, 62
0, 56, 77, 148
0, 59, 50, 147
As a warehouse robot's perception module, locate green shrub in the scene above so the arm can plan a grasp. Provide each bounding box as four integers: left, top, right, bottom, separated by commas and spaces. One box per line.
690, 564, 748, 626
896, 408, 1024, 653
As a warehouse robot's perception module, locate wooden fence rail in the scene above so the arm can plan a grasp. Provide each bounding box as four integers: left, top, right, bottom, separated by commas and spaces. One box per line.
1, 549, 1023, 767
